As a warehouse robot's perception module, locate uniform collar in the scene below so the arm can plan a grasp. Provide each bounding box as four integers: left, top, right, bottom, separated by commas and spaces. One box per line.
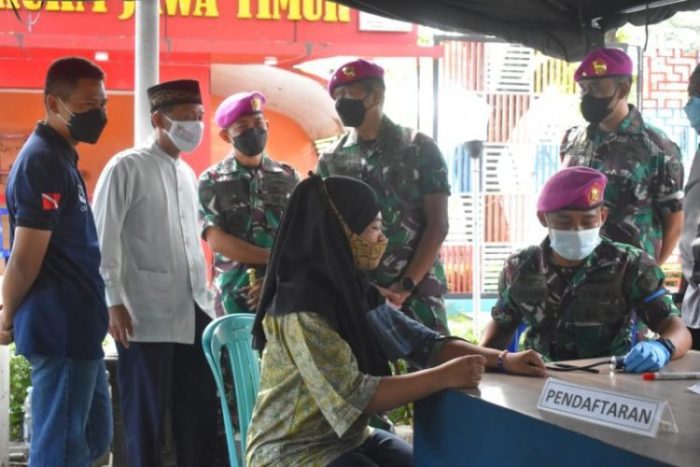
35, 122, 78, 164
587, 104, 643, 139
260, 154, 284, 172
615, 104, 644, 135
341, 115, 397, 149
217, 152, 280, 174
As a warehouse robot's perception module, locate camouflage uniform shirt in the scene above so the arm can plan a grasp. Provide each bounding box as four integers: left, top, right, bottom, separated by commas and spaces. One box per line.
560, 105, 684, 260
317, 116, 451, 333
199, 154, 299, 316
492, 237, 680, 361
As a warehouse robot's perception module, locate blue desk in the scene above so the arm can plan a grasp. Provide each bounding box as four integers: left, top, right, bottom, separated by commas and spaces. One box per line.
415, 352, 700, 467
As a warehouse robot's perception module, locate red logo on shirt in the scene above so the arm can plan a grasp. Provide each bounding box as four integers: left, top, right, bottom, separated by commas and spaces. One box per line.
41, 193, 61, 210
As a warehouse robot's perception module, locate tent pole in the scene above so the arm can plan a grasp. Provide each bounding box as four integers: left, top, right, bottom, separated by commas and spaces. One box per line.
471, 147, 482, 338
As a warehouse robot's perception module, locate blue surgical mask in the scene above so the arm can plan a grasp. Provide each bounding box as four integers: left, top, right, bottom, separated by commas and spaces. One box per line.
549, 228, 601, 261
684, 96, 700, 133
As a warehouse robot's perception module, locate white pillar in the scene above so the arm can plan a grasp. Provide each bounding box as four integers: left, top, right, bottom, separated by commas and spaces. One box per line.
470, 148, 483, 338
134, 0, 159, 145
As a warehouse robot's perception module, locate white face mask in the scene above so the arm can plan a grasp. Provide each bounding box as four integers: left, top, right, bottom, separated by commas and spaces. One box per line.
549, 227, 602, 261
164, 115, 203, 153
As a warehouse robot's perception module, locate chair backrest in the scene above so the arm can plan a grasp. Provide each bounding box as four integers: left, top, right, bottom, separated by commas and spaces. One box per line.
202, 314, 261, 467
507, 322, 527, 352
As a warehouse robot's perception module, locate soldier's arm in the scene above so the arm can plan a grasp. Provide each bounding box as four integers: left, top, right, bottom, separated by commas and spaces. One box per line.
629, 252, 691, 360
479, 319, 515, 350
198, 170, 270, 265
204, 227, 270, 265
401, 193, 449, 285
401, 138, 450, 286
655, 315, 692, 360
655, 142, 684, 264
480, 268, 520, 350
658, 211, 683, 264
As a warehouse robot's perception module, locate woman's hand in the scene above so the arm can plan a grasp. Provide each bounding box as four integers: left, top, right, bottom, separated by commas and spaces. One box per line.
440, 354, 486, 389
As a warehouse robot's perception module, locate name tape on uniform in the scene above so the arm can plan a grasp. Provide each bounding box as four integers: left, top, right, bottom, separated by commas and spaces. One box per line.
537, 378, 672, 437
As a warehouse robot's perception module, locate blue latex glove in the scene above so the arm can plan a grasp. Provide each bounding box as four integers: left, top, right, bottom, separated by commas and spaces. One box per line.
623, 341, 671, 373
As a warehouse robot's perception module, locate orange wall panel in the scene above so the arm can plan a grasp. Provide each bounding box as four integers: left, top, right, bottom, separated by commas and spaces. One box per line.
0, 91, 134, 196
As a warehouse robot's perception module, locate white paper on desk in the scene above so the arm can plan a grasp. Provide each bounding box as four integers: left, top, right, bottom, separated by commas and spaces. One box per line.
688, 384, 700, 395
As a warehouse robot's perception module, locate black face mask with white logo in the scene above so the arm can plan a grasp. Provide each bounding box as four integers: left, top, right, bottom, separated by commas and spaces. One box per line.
234, 127, 268, 157
335, 97, 368, 127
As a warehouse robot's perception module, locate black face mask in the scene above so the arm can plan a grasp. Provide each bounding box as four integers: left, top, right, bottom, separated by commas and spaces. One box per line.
233, 127, 268, 157
61, 103, 108, 144
335, 97, 368, 127
580, 93, 617, 125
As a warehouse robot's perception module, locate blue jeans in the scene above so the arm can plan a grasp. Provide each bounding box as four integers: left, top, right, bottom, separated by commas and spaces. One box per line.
28, 355, 112, 467
328, 429, 414, 466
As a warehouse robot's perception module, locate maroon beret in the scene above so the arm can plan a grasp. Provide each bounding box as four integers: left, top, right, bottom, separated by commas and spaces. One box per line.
215, 91, 266, 129
574, 48, 632, 82
328, 59, 384, 97
537, 167, 608, 213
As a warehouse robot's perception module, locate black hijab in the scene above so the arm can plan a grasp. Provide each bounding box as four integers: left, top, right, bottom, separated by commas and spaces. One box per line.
252, 174, 391, 377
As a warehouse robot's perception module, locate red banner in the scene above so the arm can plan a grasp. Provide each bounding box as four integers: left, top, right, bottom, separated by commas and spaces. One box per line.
0, 0, 437, 57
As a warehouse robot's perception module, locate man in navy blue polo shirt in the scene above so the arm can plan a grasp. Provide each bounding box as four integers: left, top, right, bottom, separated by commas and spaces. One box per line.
0, 57, 112, 466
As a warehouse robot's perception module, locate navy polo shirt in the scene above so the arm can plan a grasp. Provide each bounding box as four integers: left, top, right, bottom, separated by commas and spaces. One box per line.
5, 123, 108, 359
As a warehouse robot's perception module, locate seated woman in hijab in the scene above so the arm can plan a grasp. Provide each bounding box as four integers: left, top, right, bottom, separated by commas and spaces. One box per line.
246, 175, 546, 467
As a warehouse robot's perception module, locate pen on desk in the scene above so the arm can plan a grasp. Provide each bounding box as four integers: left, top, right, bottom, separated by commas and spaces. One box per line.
642, 372, 700, 381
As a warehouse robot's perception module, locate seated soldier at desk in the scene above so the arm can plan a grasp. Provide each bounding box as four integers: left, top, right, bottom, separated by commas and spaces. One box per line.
481, 167, 691, 372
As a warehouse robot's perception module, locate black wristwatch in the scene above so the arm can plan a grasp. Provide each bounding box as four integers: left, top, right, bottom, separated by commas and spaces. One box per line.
400, 277, 417, 293
656, 337, 676, 357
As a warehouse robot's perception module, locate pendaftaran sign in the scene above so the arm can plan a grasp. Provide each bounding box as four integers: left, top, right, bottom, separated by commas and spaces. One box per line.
537, 378, 677, 438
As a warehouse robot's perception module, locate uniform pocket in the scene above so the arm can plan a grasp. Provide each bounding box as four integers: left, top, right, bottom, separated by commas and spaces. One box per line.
570, 295, 625, 358
510, 277, 548, 303
261, 173, 296, 214
213, 180, 250, 235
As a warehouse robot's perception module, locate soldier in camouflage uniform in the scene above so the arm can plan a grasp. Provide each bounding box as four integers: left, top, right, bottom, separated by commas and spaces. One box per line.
481, 167, 691, 371
317, 59, 451, 333
199, 91, 299, 316
560, 48, 684, 264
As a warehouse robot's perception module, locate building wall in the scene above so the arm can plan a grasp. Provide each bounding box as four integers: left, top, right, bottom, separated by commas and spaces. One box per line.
440, 41, 694, 295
